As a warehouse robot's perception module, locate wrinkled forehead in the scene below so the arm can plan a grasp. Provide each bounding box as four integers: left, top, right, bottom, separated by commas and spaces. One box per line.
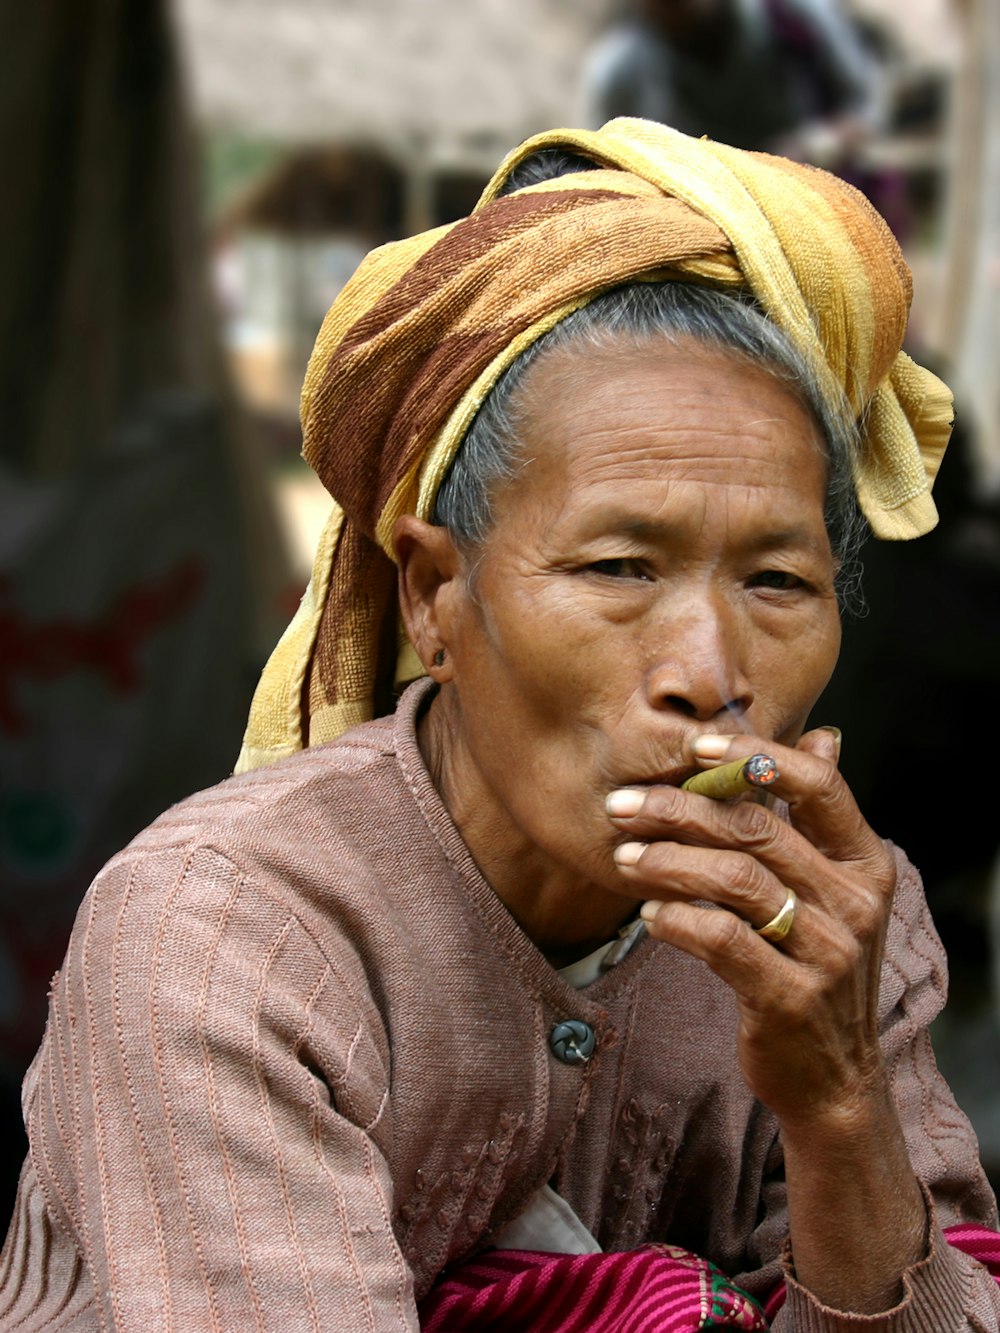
490, 338, 831, 530
512, 331, 827, 462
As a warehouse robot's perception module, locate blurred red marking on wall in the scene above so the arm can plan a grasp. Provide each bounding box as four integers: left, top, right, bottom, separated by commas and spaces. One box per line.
0, 559, 207, 735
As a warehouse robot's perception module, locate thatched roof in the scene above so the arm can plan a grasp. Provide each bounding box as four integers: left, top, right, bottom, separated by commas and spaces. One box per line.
174, 0, 615, 168
174, 0, 956, 157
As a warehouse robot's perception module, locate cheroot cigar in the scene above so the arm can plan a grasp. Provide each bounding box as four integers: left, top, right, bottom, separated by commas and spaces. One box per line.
681, 753, 779, 800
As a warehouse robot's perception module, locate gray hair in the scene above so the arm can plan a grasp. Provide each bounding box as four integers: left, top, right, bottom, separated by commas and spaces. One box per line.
432, 279, 867, 609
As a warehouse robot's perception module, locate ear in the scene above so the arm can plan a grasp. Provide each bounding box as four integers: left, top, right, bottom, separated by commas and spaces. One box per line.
393, 515, 467, 682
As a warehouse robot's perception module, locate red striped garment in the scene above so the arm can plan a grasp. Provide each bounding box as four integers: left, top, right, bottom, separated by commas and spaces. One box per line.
420, 1227, 1000, 1331
419, 1244, 768, 1331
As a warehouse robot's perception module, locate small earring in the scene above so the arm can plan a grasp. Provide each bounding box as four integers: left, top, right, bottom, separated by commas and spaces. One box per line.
432, 648, 446, 667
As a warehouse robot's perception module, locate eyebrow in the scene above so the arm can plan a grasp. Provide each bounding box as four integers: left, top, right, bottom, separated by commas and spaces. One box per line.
596, 512, 829, 555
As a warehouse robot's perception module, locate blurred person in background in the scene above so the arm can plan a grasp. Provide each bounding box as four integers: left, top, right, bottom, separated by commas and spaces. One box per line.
582, 0, 913, 237
583, 0, 883, 162
3, 117, 1000, 1331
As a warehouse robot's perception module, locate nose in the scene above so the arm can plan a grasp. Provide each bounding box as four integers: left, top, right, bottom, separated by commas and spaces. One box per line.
643, 591, 754, 724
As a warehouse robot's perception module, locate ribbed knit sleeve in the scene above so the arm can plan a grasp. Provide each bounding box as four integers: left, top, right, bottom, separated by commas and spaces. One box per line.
4, 842, 419, 1333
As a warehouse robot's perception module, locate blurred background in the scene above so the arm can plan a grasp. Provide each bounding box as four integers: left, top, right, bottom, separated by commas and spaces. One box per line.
1, 0, 998, 1225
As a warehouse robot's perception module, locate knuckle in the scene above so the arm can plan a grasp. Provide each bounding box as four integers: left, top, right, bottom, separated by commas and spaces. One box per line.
650, 784, 685, 819
872, 851, 897, 896
645, 839, 679, 875
833, 932, 864, 974
814, 934, 866, 993
711, 909, 750, 952
730, 800, 776, 845
811, 757, 847, 804
727, 853, 766, 901
851, 887, 884, 935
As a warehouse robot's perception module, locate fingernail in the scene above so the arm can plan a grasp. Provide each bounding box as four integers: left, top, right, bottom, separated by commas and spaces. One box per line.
818, 725, 842, 760
639, 900, 664, 921
691, 734, 732, 760
614, 842, 647, 867
606, 789, 646, 817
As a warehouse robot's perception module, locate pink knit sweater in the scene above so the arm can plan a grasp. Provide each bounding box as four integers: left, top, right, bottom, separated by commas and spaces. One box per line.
2, 681, 998, 1331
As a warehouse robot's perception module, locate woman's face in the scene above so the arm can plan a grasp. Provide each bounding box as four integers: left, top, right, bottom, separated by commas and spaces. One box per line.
427, 338, 842, 892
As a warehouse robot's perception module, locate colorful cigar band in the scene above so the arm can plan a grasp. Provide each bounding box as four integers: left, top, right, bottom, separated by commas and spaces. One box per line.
681, 754, 779, 800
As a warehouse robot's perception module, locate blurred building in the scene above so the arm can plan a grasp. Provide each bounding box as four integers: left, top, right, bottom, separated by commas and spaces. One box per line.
175, 0, 614, 206
175, 0, 612, 428
172, 0, 625, 570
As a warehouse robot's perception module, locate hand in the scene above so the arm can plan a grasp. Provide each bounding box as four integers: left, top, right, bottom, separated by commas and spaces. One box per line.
609, 728, 931, 1313
607, 727, 897, 1126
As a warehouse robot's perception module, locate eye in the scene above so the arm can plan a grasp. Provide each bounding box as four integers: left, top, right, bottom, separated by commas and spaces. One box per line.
586, 558, 654, 581
748, 569, 804, 591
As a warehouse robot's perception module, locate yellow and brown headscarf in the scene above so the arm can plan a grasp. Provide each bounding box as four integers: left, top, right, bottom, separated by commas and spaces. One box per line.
235, 118, 952, 773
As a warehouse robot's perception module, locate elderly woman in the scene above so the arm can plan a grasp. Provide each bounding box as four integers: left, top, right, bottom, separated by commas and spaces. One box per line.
3, 119, 999, 1331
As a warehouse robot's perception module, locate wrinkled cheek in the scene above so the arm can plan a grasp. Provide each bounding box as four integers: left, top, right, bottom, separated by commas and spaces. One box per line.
810, 613, 843, 697
769, 619, 841, 741
497, 630, 604, 722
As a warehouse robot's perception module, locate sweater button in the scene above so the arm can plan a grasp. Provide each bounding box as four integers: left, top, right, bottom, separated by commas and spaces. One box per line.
549, 1019, 596, 1066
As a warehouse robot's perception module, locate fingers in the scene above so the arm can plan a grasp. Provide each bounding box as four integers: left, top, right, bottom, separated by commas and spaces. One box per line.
624, 850, 875, 974
606, 728, 896, 970
614, 728, 892, 877
774, 728, 877, 865
635, 886, 873, 1034
609, 780, 889, 931
636, 895, 803, 997
614, 829, 798, 936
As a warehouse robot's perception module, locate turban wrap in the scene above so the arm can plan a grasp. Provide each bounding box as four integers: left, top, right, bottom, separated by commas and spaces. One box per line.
235, 118, 953, 773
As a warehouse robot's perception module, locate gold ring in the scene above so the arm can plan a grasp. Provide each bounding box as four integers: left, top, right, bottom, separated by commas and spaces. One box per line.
754, 887, 796, 944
